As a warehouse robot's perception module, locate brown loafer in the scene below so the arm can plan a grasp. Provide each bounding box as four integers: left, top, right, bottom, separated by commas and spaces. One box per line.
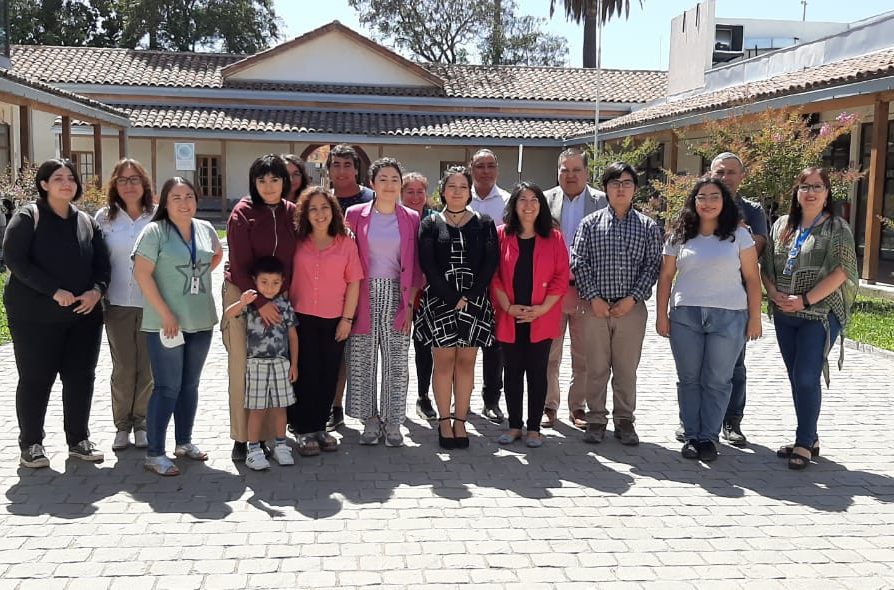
570, 409, 587, 429
541, 408, 557, 429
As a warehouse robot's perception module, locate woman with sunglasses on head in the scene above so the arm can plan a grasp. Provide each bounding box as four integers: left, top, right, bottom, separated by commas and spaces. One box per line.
656, 176, 762, 463
95, 159, 156, 451
761, 167, 857, 470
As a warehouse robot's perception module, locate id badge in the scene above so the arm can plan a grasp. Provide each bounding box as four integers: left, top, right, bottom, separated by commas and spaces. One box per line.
190, 276, 201, 295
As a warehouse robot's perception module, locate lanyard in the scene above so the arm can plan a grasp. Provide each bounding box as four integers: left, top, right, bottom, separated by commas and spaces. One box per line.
175, 221, 197, 274
783, 214, 823, 276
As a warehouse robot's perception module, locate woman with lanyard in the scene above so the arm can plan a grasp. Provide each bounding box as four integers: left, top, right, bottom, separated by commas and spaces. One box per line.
133, 177, 223, 476
761, 167, 857, 470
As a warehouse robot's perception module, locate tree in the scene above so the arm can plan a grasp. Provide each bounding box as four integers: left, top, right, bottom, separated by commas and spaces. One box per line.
9, 0, 281, 53
650, 109, 863, 227
549, 0, 640, 67
349, 0, 568, 66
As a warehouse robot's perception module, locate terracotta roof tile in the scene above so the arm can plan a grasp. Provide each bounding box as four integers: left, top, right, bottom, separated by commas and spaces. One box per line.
104, 104, 593, 139
0, 67, 129, 119
11, 45, 665, 104
601, 46, 894, 132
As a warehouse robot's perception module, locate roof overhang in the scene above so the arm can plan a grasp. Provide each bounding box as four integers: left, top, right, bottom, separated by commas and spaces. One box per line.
0, 70, 131, 128
584, 75, 894, 142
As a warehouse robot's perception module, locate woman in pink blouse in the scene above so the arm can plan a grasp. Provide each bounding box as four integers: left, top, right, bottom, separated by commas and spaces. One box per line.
288, 186, 363, 456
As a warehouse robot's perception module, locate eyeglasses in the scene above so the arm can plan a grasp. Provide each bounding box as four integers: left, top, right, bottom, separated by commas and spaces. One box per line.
115, 176, 143, 186
695, 194, 723, 204
797, 184, 826, 193
607, 180, 635, 189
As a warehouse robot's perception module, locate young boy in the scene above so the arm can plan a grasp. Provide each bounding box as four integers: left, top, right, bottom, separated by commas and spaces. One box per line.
225, 256, 299, 470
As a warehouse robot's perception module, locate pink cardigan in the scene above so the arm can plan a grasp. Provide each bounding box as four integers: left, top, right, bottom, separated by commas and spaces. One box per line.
345, 201, 424, 335
491, 226, 570, 344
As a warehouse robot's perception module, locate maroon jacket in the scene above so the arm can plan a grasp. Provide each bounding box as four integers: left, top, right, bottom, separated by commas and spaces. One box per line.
224, 196, 297, 308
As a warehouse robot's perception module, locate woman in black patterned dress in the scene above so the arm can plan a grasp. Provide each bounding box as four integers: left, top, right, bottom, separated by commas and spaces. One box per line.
415, 166, 498, 449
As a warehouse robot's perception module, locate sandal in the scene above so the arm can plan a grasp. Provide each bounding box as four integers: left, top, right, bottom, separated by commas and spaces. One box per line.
777, 442, 820, 459
297, 434, 320, 457
173, 443, 208, 461
315, 431, 338, 452
788, 446, 813, 470
144, 455, 180, 476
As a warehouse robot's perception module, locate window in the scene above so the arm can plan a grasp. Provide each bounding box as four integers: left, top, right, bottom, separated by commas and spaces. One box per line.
71, 151, 95, 184
0, 123, 10, 171
197, 155, 222, 198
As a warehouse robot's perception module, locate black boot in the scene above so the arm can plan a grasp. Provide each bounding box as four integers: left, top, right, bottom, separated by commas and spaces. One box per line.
721, 417, 747, 447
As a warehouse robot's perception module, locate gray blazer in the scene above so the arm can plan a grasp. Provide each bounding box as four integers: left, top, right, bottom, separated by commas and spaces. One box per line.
544, 185, 607, 231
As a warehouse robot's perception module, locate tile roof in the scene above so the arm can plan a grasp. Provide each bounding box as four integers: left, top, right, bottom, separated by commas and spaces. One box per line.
101, 104, 594, 140
10, 45, 666, 104
601, 46, 894, 132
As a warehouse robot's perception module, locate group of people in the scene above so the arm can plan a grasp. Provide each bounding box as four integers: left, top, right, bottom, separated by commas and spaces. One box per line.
1, 143, 857, 476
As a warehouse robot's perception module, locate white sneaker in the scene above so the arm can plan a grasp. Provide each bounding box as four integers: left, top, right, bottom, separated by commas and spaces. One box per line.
245, 447, 269, 471
359, 416, 382, 445
112, 431, 131, 450
134, 430, 149, 448
271, 443, 294, 466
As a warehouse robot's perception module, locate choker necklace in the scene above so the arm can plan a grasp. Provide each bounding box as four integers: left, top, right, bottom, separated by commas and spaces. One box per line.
445, 208, 467, 215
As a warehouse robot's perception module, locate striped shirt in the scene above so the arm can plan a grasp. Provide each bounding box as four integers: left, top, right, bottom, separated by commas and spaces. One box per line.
570, 205, 663, 303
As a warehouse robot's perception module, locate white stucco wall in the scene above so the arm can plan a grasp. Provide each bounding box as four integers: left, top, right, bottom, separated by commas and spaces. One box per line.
228, 31, 435, 87
31, 110, 58, 163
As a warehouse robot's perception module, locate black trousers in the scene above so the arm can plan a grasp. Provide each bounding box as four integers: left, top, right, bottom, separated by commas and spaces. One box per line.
288, 314, 346, 433
414, 338, 433, 400
481, 342, 504, 406
11, 311, 103, 449
502, 335, 552, 432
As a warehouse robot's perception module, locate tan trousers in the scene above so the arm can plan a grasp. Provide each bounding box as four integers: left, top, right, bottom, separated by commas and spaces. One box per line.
221, 281, 274, 441
104, 304, 153, 432
584, 300, 648, 425
546, 286, 592, 413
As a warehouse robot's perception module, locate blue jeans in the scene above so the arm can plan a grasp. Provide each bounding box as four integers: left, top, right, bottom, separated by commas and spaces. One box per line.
725, 346, 747, 421
669, 306, 747, 443
145, 330, 213, 457
773, 312, 841, 448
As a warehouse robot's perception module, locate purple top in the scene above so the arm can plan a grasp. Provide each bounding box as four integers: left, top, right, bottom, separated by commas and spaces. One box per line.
367, 209, 401, 279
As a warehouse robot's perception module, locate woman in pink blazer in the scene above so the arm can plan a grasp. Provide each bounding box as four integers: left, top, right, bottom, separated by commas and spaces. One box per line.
344, 158, 424, 448
491, 182, 569, 448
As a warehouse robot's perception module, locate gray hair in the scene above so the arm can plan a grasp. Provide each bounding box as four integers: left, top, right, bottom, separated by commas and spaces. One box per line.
558, 147, 589, 169
711, 152, 745, 171
470, 148, 498, 165
402, 171, 428, 189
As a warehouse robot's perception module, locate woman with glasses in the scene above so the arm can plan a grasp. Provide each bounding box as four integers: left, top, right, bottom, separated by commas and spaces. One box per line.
283, 154, 310, 204
656, 177, 762, 462
761, 168, 857, 470
95, 159, 156, 451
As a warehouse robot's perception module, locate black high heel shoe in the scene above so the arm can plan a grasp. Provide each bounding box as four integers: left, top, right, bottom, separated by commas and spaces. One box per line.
452, 416, 470, 449
438, 417, 455, 450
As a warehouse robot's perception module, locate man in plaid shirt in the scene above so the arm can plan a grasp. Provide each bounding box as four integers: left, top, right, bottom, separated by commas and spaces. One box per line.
570, 162, 663, 446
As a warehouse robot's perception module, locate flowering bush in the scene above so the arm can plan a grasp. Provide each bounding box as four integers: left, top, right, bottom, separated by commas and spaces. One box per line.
650, 108, 863, 227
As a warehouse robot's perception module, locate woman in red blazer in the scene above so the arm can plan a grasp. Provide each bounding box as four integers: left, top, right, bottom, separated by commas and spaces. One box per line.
491, 182, 570, 448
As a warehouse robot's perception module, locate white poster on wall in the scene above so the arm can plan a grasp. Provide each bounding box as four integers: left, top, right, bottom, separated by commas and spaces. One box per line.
175, 143, 196, 171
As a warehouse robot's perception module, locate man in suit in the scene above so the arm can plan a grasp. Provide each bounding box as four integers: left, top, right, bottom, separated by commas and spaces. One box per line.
543, 147, 607, 428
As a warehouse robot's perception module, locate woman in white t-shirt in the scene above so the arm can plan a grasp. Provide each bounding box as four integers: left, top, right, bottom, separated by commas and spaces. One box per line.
656, 177, 762, 462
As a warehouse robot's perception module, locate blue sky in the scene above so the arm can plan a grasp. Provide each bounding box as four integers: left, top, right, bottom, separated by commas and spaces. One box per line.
272, 0, 894, 69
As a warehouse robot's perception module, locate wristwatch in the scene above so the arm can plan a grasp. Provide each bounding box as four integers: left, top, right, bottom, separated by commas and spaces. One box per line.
801, 293, 811, 309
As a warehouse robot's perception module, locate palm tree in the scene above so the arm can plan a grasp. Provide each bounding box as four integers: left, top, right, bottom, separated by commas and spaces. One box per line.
550, 0, 640, 67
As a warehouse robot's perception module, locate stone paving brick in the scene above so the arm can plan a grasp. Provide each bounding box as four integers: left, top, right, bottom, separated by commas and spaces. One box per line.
2, 259, 893, 588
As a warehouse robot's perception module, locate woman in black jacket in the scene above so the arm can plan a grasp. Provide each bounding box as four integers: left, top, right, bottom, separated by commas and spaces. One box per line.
3, 158, 111, 468
414, 166, 498, 449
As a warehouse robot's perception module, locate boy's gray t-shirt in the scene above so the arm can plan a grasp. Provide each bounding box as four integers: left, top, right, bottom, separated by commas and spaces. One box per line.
664, 226, 755, 311
245, 294, 298, 359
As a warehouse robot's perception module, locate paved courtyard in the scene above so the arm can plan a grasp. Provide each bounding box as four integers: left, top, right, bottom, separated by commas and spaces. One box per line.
1, 254, 893, 590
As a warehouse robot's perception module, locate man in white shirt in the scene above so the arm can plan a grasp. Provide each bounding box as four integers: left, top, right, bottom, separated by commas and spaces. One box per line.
543, 148, 607, 428
469, 148, 510, 423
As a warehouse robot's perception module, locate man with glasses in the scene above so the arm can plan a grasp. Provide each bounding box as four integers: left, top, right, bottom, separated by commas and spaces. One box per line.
705, 152, 768, 447
469, 148, 510, 423
571, 162, 662, 445
543, 148, 607, 429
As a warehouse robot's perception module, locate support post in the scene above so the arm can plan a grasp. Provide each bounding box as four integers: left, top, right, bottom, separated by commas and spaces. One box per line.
119, 129, 127, 159
93, 124, 103, 188
862, 98, 889, 283
19, 105, 31, 168
61, 116, 72, 159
